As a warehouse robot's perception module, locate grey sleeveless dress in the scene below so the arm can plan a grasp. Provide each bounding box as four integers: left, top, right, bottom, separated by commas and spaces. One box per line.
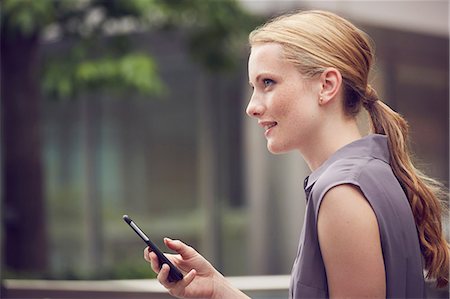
290, 134, 426, 298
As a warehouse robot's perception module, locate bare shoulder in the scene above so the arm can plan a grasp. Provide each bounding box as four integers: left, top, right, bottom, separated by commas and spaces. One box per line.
319, 184, 377, 227
318, 184, 386, 298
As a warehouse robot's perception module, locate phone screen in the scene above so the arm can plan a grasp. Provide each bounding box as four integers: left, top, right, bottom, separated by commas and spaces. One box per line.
123, 215, 184, 282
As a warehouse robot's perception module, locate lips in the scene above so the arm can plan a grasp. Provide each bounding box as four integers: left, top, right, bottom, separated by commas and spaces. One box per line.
264, 122, 277, 130
259, 121, 278, 136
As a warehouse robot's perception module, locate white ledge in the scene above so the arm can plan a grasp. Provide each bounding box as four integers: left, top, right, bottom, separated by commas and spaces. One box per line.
3, 275, 290, 293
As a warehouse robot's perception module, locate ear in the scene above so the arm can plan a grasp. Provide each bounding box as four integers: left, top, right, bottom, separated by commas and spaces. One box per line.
318, 68, 343, 105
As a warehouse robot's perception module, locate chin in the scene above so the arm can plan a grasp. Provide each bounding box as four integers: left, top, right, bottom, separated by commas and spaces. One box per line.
267, 142, 290, 155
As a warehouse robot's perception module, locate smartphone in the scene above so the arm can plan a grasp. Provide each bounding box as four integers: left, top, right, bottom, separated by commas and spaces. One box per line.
122, 214, 184, 282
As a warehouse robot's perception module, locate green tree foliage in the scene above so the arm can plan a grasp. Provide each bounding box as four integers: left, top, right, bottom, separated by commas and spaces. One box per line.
2, 0, 259, 99
154, 0, 260, 71
2, 0, 162, 98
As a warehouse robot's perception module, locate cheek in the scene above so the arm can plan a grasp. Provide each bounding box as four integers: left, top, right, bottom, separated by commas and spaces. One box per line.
282, 93, 320, 137
274, 89, 298, 115
278, 94, 307, 120
272, 82, 317, 121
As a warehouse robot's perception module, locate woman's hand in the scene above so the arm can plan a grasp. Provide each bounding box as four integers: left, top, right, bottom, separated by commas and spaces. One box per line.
144, 238, 249, 299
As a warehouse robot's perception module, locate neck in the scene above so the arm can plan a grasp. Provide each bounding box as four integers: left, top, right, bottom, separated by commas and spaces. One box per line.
300, 118, 362, 171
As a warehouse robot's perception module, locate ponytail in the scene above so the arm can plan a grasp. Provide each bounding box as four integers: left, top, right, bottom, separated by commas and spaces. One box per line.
363, 85, 449, 288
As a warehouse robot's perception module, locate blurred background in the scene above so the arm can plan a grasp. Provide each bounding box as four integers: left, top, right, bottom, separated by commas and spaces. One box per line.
1, 0, 448, 296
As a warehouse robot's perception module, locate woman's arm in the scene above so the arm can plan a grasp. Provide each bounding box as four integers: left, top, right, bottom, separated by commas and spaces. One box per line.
144, 238, 250, 299
318, 184, 386, 298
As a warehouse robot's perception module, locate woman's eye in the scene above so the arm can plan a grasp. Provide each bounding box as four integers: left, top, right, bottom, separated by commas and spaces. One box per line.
263, 79, 274, 87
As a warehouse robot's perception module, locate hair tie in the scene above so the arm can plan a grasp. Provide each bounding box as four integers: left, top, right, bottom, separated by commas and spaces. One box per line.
362, 84, 379, 109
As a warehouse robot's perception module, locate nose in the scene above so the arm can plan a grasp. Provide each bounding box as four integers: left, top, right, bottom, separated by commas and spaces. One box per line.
246, 95, 265, 118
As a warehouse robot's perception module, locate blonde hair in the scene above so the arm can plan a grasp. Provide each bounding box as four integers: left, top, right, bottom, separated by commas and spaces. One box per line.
249, 10, 449, 288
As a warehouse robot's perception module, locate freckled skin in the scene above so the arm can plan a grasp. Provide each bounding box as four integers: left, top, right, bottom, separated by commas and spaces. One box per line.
246, 43, 322, 154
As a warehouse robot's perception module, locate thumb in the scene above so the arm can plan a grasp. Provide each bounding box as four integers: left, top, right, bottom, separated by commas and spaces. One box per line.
164, 238, 197, 259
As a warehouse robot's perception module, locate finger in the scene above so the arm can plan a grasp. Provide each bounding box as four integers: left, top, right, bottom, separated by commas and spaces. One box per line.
178, 269, 197, 288
157, 264, 174, 289
143, 247, 151, 263
149, 251, 160, 273
168, 269, 197, 297
164, 238, 197, 260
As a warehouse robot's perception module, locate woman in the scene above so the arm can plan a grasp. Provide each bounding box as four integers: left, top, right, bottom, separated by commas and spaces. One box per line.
144, 10, 449, 298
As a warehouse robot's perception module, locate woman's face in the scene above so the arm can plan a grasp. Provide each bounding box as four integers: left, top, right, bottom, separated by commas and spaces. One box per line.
246, 43, 322, 154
